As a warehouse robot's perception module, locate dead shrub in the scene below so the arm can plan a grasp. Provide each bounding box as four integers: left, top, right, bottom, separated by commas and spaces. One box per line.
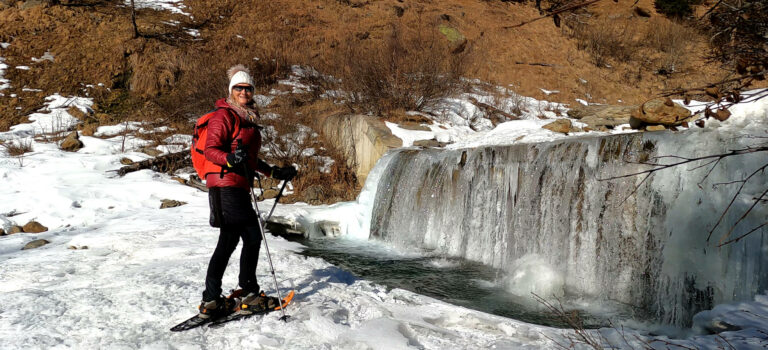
284, 146, 359, 204
258, 94, 357, 204
328, 24, 468, 116
643, 18, 699, 74
2, 138, 33, 156
128, 42, 187, 98
155, 29, 299, 125
571, 18, 637, 67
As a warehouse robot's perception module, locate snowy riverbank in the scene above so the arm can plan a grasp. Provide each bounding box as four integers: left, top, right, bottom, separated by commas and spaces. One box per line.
1, 91, 767, 349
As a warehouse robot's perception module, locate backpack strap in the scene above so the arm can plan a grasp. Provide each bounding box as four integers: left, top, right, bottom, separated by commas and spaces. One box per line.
218, 108, 242, 178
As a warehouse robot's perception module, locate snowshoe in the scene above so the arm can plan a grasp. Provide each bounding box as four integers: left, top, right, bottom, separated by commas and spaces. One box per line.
208, 290, 295, 328
170, 289, 244, 332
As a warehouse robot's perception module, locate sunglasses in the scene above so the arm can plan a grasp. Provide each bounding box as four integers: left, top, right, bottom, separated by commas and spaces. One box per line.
233, 85, 254, 93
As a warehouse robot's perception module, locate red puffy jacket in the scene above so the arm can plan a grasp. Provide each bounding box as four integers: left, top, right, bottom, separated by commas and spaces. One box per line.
204, 98, 272, 189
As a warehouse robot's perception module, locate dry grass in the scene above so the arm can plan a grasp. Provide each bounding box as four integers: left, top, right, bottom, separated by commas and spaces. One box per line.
1, 138, 33, 157
571, 17, 637, 67
323, 24, 469, 116
642, 18, 700, 74
259, 94, 357, 204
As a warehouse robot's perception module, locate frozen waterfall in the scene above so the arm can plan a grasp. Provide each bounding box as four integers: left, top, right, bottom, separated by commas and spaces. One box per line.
367, 128, 768, 327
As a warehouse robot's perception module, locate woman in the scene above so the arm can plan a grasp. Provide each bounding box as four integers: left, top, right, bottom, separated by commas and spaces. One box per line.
198, 65, 297, 318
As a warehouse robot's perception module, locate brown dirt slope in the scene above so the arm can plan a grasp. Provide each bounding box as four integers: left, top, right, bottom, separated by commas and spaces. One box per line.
0, 0, 734, 121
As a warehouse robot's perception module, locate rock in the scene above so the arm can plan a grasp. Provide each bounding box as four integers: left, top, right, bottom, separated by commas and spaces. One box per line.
438, 24, 464, 42
120, 157, 134, 165
633, 6, 652, 17
140, 147, 163, 157
22, 239, 50, 250
414, 139, 441, 148
645, 125, 667, 131
318, 221, 341, 237
262, 188, 280, 199
9, 225, 23, 234
321, 115, 401, 186
567, 105, 634, 129
542, 119, 573, 134
451, 37, 468, 54
160, 199, 187, 209
23, 220, 48, 233
20, 0, 53, 9
393, 5, 404, 17
302, 185, 326, 205
630, 98, 692, 127
0, 228, 4, 236
67, 106, 87, 120
60, 131, 84, 152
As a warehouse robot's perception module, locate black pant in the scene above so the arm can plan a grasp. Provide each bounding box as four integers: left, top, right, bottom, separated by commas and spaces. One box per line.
203, 225, 263, 301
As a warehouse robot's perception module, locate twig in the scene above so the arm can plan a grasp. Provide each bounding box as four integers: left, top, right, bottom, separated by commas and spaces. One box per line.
718, 221, 768, 247
600, 147, 768, 181
716, 333, 737, 350
699, 0, 726, 20
647, 339, 697, 349
717, 187, 768, 245
504, 0, 604, 29
514, 61, 561, 68
706, 163, 768, 242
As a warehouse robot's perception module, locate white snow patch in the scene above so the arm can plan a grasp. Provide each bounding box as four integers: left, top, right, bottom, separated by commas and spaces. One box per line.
6, 94, 92, 139
127, 0, 190, 16
385, 122, 434, 147
31, 51, 55, 63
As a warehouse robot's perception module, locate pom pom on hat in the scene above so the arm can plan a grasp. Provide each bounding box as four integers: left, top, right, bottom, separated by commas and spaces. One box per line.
227, 64, 254, 93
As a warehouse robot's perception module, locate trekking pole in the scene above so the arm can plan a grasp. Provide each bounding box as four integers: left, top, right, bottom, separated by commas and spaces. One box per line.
241, 159, 290, 322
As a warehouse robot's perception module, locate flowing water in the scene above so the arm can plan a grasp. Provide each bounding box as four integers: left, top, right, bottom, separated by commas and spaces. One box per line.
291, 236, 633, 328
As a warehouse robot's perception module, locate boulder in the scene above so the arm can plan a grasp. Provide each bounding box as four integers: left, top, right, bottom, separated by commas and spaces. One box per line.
160, 199, 187, 209
321, 115, 401, 186
23, 221, 48, 233
568, 105, 634, 129
630, 98, 692, 127
0, 228, 4, 236
120, 157, 134, 165
60, 131, 84, 152
542, 119, 573, 134
22, 239, 50, 250
9, 225, 23, 234
645, 125, 667, 132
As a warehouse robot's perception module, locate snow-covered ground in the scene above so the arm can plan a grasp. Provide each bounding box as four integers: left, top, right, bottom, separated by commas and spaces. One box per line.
1, 89, 767, 348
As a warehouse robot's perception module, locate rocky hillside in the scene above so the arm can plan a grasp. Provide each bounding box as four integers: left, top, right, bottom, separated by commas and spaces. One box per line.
0, 0, 755, 202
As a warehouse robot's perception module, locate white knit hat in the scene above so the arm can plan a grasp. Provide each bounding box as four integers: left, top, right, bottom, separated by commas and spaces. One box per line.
227, 65, 254, 94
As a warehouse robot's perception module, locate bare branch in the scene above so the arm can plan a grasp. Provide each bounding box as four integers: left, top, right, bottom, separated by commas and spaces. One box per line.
706, 163, 768, 242
504, 0, 604, 29
715, 186, 768, 245
600, 147, 768, 182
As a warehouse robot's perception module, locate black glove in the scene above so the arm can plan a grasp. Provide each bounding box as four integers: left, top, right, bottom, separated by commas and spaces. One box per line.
226, 145, 248, 168
271, 165, 297, 180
